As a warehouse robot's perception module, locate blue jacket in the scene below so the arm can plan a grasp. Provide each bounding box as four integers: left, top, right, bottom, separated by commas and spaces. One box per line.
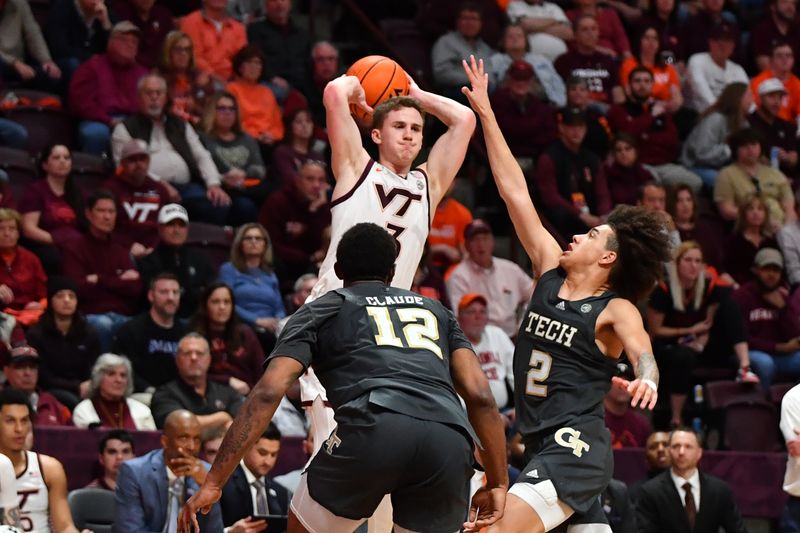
218, 262, 286, 326
113, 448, 224, 532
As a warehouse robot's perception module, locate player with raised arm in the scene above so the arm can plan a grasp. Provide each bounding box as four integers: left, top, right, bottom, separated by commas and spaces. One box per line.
461, 56, 672, 533
301, 71, 476, 459
178, 223, 508, 533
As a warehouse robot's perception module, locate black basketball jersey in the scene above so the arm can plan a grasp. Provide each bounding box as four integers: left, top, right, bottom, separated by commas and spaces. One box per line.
514, 268, 619, 438
269, 281, 477, 441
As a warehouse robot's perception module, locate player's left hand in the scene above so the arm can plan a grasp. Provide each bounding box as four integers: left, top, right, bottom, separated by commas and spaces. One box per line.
461, 55, 491, 116
178, 482, 222, 533
612, 376, 658, 410
463, 486, 506, 532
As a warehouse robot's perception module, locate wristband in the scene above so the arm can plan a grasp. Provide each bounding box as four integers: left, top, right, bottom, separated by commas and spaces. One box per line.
641, 379, 657, 391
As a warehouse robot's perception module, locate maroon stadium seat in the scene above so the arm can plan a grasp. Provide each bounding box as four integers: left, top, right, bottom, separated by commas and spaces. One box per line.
705, 380, 764, 410
3, 104, 75, 156
722, 399, 781, 451
0, 146, 37, 200
186, 222, 234, 270
71, 152, 112, 194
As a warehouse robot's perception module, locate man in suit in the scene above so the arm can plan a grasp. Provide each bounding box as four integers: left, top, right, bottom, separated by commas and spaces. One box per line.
113, 409, 223, 532
636, 428, 746, 533
220, 423, 289, 532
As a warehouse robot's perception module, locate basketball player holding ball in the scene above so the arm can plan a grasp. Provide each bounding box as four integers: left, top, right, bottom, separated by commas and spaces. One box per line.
178, 59, 481, 533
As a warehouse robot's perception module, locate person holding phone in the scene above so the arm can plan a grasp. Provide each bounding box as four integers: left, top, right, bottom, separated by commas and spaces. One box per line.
220, 423, 288, 533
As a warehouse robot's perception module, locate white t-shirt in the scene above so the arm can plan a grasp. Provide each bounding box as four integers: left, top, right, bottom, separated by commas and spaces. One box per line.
470, 325, 515, 408
685, 53, 749, 113
506, 0, 570, 61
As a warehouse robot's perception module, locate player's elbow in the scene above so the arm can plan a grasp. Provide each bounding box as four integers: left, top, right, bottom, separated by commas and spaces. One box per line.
463, 384, 498, 413
456, 106, 477, 131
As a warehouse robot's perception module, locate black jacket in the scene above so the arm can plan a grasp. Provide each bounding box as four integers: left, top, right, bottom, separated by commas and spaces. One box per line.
220, 465, 289, 528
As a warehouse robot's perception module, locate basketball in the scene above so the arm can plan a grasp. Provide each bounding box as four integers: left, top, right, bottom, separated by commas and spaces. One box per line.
346, 55, 410, 123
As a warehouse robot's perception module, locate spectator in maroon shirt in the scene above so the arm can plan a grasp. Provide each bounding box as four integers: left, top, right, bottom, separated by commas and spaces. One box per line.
2, 345, 72, 426
491, 59, 557, 169
270, 108, 327, 192
566, 0, 631, 59
0, 209, 46, 327
751, 0, 800, 73
61, 189, 143, 352
724, 194, 780, 286
605, 134, 655, 206
69, 21, 149, 156
260, 159, 330, 293
19, 144, 84, 276
733, 247, 800, 389
607, 66, 702, 192
605, 365, 652, 448
554, 15, 624, 108
534, 106, 611, 241
112, 0, 175, 68
103, 139, 170, 257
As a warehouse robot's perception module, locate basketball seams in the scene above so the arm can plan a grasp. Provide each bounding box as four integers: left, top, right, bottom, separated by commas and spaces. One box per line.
372, 62, 397, 107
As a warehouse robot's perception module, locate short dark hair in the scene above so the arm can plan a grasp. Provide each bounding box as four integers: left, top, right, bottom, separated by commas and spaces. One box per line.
372, 96, 425, 130
99, 429, 135, 454
232, 45, 266, 78
638, 180, 665, 201
772, 39, 793, 55
669, 426, 702, 446
457, 0, 483, 19
261, 422, 281, 441
605, 205, 673, 302
86, 188, 116, 209
612, 132, 638, 150
0, 389, 31, 415
335, 223, 397, 282
149, 272, 180, 290
728, 127, 764, 155
627, 65, 654, 85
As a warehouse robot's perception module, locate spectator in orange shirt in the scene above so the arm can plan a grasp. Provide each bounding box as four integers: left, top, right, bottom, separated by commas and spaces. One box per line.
428, 182, 473, 271
179, 0, 247, 83
226, 45, 284, 154
158, 31, 215, 126
750, 41, 800, 123
619, 25, 683, 112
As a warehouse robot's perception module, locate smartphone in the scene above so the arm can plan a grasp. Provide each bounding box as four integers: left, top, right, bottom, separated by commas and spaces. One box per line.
251, 514, 288, 533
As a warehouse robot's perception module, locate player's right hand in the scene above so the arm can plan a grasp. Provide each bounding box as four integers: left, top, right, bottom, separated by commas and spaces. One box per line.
463, 486, 506, 532
178, 482, 222, 533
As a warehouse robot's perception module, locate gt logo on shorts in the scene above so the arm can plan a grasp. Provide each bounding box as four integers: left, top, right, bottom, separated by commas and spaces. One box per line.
554, 427, 590, 457
324, 429, 342, 454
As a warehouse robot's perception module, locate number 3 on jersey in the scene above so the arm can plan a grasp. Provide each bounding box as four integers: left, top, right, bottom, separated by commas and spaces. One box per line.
366, 306, 443, 359
526, 349, 553, 397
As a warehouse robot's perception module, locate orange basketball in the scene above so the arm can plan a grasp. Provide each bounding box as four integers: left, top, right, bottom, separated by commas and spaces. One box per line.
346, 55, 410, 123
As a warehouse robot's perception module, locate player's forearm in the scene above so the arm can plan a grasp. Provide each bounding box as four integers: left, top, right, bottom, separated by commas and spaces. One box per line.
467, 396, 509, 489
323, 75, 362, 109
412, 87, 473, 128
634, 351, 659, 386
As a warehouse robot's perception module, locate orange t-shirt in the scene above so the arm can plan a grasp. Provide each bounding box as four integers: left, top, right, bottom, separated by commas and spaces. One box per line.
226, 81, 284, 142
619, 57, 680, 103
750, 69, 800, 122
429, 197, 473, 266
179, 11, 246, 81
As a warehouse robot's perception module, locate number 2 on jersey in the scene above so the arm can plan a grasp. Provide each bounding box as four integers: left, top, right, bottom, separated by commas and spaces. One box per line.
366, 306, 443, 359
526, 349, 553, 397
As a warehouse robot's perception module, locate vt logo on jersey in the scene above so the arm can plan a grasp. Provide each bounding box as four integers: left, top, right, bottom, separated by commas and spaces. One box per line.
523, 312, 578, 348
374, 184, 422, 216
555, 427, 590, 457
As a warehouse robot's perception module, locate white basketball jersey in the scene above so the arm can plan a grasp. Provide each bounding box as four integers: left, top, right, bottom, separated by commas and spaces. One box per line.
308, 158, 431, 302
15, 452, 49, 533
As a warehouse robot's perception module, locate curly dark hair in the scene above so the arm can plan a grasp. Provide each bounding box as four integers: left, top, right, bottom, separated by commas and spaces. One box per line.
336, 223, 398, 282
605, 205, 673, 303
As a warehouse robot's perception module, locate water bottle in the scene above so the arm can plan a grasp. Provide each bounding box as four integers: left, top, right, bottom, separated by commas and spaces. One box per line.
771, 146, 781, 169
693, 384, 704, 404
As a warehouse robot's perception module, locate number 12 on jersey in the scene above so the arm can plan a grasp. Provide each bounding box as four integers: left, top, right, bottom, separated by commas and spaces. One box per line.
366, 306, 443, 359
526, 349, 553, 397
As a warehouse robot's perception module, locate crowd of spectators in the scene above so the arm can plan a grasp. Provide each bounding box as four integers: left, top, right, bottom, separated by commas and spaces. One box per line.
6, 0, 800, 529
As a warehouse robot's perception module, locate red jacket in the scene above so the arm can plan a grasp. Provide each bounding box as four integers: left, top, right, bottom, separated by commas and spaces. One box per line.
0, 246, 46, 310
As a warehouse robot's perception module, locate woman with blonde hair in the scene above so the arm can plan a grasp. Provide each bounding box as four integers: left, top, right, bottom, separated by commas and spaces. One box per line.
199, 91, 267, 220
218, 223, 285, 353
157, 31, 214, 124
72, 353, 155, 430
648, 241, 758, 426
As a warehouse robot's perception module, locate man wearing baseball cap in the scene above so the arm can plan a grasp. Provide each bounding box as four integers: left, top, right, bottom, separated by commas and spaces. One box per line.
2, 345, 72, 426
751, 40, 800, 124
749, 76, 799, 178
136, 204, 215, 318
733, 247, 800, 388
685, 21, 748, 113
103, 139, 171, 257
491, 59, 557, 171
456, 293, 515, 410
446, 219, 533, 337
69, 20, 149, 155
